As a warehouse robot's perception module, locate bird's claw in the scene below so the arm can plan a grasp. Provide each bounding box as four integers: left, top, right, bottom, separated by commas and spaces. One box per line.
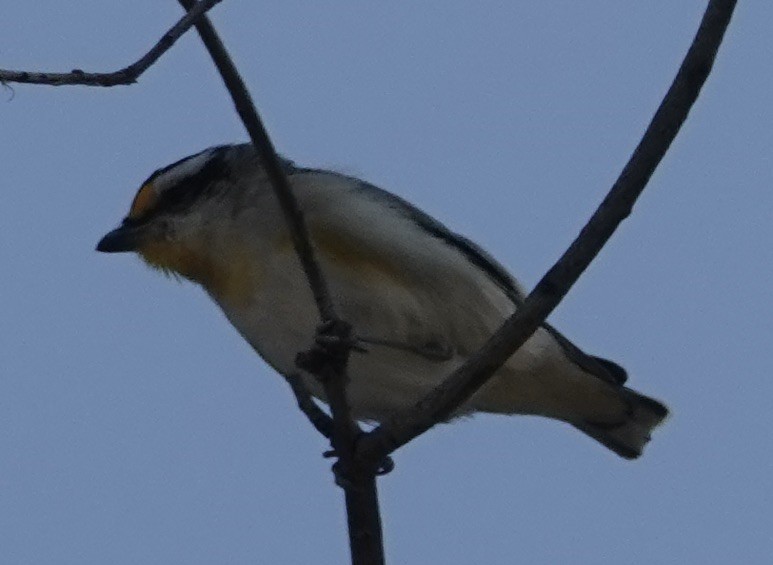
296, 319, 368, 376
313, 319, 357, 357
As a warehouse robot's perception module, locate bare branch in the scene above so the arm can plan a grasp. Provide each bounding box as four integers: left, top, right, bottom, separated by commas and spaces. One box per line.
343, 475, 385, 565
175, 0, 338, 324
0, 0, 224, 87
172, 2, 377, 562
4, 2, 737, 563
357, 0, 738, 466
295, 321, 386, 564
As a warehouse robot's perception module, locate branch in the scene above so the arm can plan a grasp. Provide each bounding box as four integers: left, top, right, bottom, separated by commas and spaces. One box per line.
5, 0, 369, 552
0, 0, 224, 87
294, 321, 386, 564
173, 2, 378, 562
175, 0, 337, 323
4, 3, 737, 564
357, 0, 738, 466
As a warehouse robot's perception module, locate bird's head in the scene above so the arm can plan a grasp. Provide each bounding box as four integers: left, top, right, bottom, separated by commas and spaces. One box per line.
96, 144, 287, 302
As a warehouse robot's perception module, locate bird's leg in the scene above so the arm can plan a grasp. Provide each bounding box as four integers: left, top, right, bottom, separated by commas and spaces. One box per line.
315, 320, 369, 353
296, 320, 361, 483
297, 320, 395, 479
296, 319, 359, 376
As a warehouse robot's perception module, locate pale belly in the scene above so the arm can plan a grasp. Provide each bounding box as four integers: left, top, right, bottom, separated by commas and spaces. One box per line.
209, 262, 625, 425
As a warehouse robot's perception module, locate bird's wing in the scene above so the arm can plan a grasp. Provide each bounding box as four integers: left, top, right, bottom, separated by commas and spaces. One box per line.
293, 172, 519, 362
290, 169, 625, 384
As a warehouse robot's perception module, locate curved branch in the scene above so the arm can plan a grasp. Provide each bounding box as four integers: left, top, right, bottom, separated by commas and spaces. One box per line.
0, 0, 224, 87
173, 2, 374, 562
357, 0, 738, 466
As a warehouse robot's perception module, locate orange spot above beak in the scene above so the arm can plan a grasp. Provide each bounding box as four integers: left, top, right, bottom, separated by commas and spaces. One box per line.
128, 183, 158, 221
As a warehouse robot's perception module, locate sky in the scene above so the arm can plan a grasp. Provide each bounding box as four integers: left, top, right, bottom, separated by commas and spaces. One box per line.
1, 2, 771, 564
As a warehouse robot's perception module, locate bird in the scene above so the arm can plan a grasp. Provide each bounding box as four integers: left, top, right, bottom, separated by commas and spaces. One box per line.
97, 143, 667, 459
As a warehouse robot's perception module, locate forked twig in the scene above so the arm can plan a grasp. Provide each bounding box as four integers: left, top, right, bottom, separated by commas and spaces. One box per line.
0, 0, 223, 87
1, 2, 739, 564
172, 2, 378, 562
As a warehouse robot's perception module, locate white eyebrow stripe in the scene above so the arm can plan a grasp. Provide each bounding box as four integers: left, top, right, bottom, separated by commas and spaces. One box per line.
156, 149, 218, 190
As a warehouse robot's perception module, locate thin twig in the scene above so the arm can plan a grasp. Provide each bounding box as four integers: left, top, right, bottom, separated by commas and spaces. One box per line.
3, 3, 737, 564
0, 0, 223, 87
323, 365, 385, 565
176, 0, 338, 324
356, 0, 738, 466
343, 474, 385, 565
295, 321, 386, 564
172, 2, 376, 563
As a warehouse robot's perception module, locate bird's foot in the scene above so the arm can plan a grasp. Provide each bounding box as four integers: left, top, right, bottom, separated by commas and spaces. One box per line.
296, 319, 361, 377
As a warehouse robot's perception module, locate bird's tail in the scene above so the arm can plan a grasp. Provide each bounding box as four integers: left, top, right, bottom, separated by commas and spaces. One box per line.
573, 388, 668, 459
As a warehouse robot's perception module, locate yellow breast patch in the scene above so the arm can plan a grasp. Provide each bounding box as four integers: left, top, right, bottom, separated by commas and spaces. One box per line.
139, 241, 258, 308
279, 227, 409, 287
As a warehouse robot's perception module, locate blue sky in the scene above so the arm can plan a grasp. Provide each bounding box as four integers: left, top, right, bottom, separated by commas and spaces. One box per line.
2, 2, 771, 564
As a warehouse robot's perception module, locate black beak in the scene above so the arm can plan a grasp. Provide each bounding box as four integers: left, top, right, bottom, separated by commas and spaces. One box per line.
96, 224, 145, 253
